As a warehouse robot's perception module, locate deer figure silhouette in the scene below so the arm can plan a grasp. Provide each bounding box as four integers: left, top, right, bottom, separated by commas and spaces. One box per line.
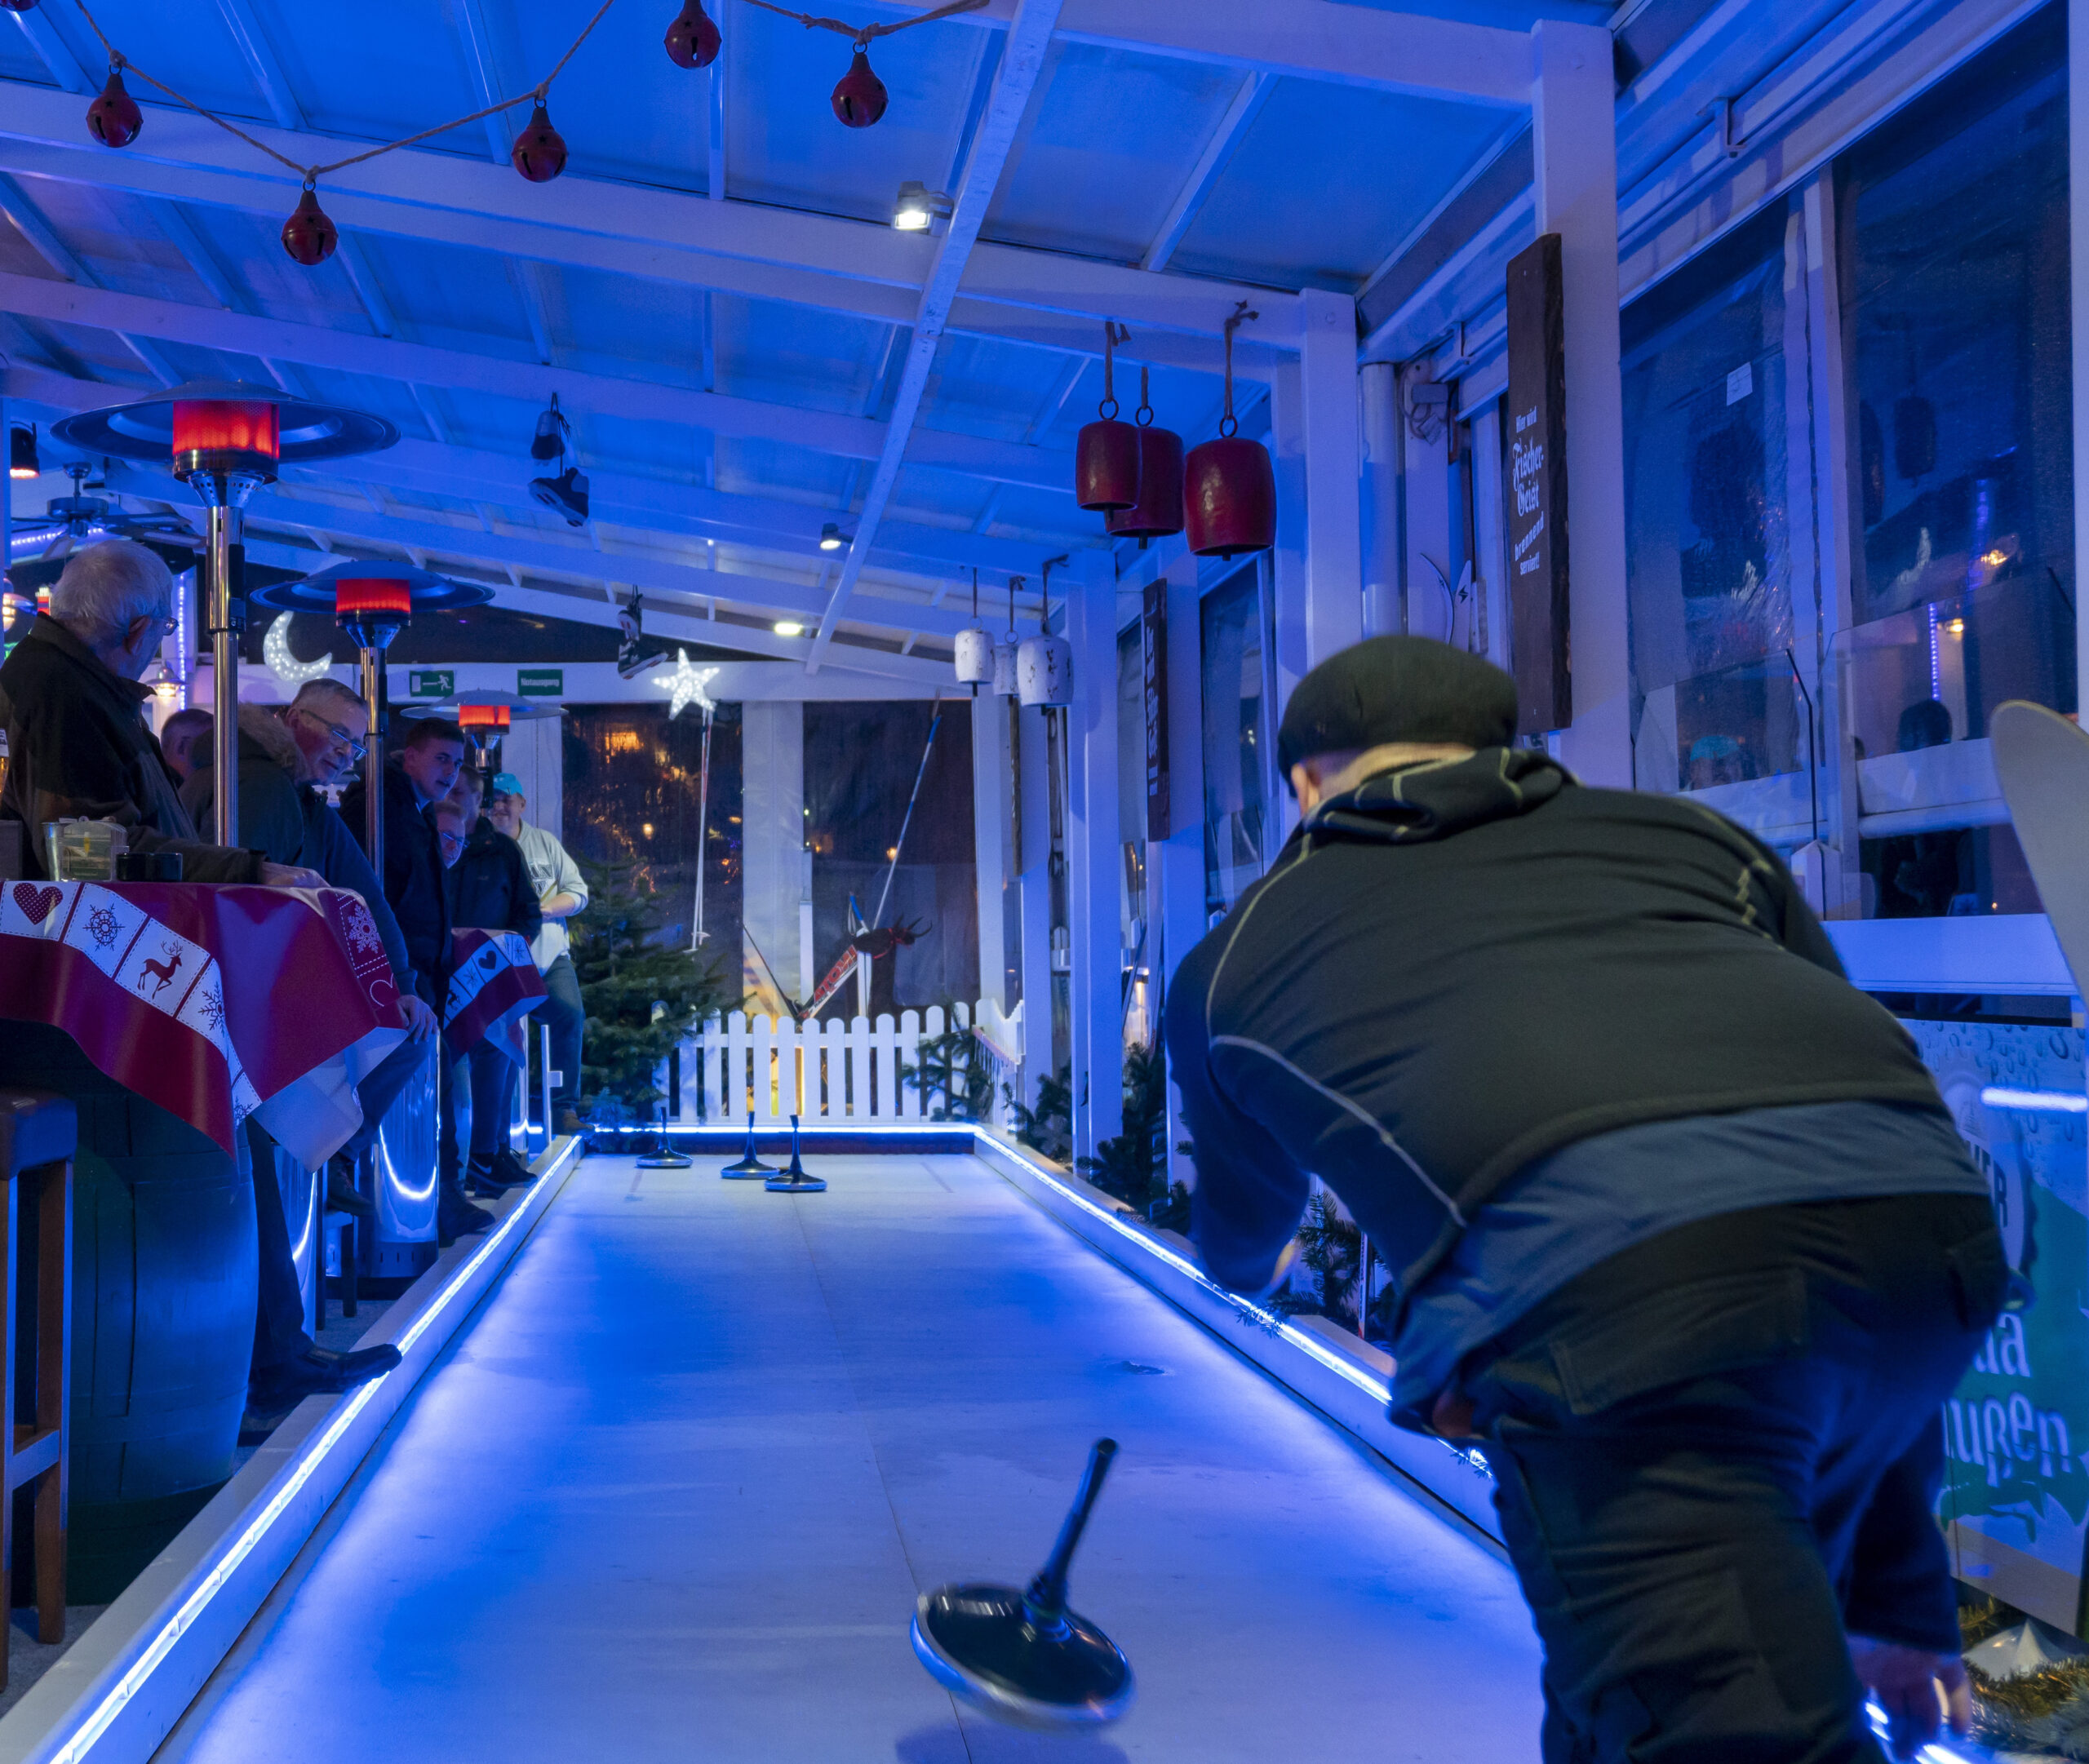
140, 946, 184, 997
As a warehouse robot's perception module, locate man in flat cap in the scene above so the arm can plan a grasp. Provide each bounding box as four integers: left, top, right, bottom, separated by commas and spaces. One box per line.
1164, 636, 2003, 1764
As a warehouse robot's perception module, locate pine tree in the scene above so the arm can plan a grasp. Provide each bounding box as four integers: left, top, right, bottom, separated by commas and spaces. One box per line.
569, 856, 737, 1123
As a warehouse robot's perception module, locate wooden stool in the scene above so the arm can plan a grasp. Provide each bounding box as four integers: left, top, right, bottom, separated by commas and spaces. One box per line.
0, 1088, 72, 1686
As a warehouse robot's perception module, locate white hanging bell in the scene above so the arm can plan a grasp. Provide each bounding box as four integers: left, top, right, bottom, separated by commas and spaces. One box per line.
1017, 632, 1072, 707
954, 625, 996, 685
990, 636, 1019, 698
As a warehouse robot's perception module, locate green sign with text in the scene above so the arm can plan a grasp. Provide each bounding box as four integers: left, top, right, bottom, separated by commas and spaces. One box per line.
517, 668, 563, 697
406, 670, 453, 698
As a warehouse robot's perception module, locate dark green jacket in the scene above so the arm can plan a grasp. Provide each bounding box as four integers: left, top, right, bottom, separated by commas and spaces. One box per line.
0, 614, 261, 882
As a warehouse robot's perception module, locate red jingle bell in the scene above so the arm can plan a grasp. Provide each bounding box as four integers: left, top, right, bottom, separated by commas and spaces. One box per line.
2, 2, 42, 13
281, 185, 339, 267
86, 66, 143, 148
832, 49, 888, 128
1107, 423, 1185, 542
664, 0, 722, 69
1184, 434, 1276, 558
511, 100, 568, 183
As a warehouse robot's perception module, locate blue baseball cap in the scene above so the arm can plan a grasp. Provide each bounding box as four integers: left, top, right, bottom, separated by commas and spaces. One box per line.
490, 772, 526, 798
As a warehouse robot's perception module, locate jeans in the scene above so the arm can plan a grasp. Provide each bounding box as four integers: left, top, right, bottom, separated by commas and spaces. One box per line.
1463, 1193, 2006, 1764
465, 1040, 520, 1163
243, 1119, 315, 1381
541, 952, 584, 1113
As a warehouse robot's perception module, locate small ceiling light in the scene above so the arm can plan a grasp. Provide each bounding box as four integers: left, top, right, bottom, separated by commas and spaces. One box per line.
892, 180, 951, 234
773, 619, 805, 636
147, 657, 180, 701
818, 522, 846, 552
9, 423, 39, 479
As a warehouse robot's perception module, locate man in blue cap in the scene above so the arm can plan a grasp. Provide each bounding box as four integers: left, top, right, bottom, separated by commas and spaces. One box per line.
485, 772, 588, 1135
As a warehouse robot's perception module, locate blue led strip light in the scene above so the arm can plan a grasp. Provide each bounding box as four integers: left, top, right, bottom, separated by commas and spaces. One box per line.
47, 1144, 576, 1764
1979, 1085, 2088, 1114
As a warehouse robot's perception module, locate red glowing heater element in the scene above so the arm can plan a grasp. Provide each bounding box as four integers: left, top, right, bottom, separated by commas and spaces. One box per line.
171, 400, 282, 479
332, 580, 414, 618
457, 703, 512, 732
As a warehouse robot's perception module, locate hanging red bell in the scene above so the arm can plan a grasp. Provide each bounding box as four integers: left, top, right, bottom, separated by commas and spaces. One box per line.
281, 184, 339, 267
832, 49, 888, 128
511, 99, 568, 183
1075, 321, 1138, 511
86, 66, 143, 148
1107, 424, 1185, 541
2, 2, 42, 12
664, 0, 722, 68
1184, 436, 1275, 557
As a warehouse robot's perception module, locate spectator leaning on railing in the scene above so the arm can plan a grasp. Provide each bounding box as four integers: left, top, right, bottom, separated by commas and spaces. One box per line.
485, 773, 588, 1135
0, 540, 317, 886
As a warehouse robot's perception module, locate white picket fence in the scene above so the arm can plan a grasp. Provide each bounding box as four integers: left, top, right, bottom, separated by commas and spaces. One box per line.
672, 998, 1024, 1128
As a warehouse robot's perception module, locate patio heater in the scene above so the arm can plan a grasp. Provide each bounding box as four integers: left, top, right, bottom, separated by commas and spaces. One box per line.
456, 700, 513, 778
251, 561, 492, 877
51, 381, 398, 848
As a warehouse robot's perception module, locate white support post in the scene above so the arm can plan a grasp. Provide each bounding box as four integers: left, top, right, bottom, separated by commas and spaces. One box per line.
971, 689, 1013, 1010
1156, 549, 1207, 1197
1399, 361, 1453, 645
1268, 359, 1311, 713
1015, 695, 1055, 1110
1360, 360, 1401, 637
739, 699, 804, 1017
2073, 0, 2089, 730
1297, 286, 1366, 667
1531, 20, 1630, 786
1066, 552, 1123, 1163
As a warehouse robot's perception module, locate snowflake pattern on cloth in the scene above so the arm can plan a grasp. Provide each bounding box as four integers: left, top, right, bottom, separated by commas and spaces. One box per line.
64, 884, 150, 983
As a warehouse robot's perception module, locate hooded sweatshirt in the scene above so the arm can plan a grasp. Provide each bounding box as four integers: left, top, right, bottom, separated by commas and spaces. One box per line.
1163, 748, 1946, 1310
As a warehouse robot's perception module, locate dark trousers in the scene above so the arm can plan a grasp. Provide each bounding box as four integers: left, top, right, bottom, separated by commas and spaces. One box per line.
244, 1119, 316, 1381
541, 952, 583, 1112
1465, 1194, 2006, 1764
466, 1040, 520, 1163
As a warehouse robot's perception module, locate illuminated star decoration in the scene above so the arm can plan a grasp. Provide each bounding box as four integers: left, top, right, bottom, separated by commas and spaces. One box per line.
264, 612, 334, 687
656, 648, 719, 720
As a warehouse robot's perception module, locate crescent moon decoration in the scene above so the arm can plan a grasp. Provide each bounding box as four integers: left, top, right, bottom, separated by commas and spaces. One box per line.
264, 613, 335, 689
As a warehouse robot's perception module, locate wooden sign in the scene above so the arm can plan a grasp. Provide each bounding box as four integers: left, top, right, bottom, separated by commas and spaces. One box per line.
1505, 233, 1571, 735
1142, 583, 1169, 840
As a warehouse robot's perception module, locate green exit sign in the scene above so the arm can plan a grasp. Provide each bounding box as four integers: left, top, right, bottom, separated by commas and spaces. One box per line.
517, 667, 563, 697
407, 669, 454, 698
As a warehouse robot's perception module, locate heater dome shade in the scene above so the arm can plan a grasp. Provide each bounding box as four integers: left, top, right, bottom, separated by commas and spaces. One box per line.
1074, 419, 1141, 512
990, 637, 1019, 698
1104, 426, 1185, 540
664, 0, 722, 67
1017, 633, 1072, 707
954, 626, 996, 685
282, 187, 339, 266
832, 50, 888, 127
51, 380, 397, 464
251, 558, 493, 616
1184, 436, 1276, 558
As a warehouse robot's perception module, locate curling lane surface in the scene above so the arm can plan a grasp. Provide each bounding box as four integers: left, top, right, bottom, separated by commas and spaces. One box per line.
153, 1152, 1542, 1763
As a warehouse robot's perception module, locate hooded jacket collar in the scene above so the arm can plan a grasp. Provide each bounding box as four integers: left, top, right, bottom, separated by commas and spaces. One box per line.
1302, 746, 1570, 847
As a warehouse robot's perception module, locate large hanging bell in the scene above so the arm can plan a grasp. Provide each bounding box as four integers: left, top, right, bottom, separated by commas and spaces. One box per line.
1017, 632, 1072, 707
1184, 435, 1275, 558
1076, 419, 1140, 512
991, 636, 1019, 698
1106, 425, 1184, 541
954, 625, 996, 685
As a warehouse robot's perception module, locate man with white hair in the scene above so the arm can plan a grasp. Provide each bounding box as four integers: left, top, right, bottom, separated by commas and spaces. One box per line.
0, 539, 316, 885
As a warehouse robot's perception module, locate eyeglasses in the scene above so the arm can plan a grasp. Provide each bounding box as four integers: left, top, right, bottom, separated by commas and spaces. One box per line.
437, 829, 465, 854
292, 707, 369, 761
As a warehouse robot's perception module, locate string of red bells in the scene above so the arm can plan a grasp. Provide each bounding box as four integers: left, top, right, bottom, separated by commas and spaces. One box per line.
46, 0, 981, 267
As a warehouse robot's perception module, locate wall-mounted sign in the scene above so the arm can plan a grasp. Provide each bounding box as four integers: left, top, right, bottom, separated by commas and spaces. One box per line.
406, 669, 454, 698
517, 667, 563, 697
1142, 583, 1169, 841
1505, 232, 1571, 736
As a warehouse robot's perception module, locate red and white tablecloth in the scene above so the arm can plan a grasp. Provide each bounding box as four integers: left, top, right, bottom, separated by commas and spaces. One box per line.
445, 928, 547, 1066
0, 880, 406, 1168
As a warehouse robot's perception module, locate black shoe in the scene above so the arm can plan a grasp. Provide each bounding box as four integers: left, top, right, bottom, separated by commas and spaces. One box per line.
491, 1148, 536, 1188
325, 1156, 375, 1219
555, 1107, 583, 1137
437, 1186, 495, 1247
244, 1344, 403, 1436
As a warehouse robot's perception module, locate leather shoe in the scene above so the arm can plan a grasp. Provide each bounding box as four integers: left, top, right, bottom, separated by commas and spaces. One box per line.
437, 1186, 495, 1248
243, 1343, 403, 1438
325, 1155, 375, 1219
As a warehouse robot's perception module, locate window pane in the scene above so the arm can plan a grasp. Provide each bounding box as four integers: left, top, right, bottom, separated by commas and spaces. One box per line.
1201, 563, 1269, 920
1841, 11, 2074, 760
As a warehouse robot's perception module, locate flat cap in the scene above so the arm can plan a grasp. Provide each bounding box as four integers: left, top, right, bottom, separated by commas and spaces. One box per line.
1276, 636, 1518, 775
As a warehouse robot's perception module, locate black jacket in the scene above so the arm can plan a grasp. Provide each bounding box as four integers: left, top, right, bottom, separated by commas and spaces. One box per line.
0, 614, 261, 882
1164, 749, 1945, 1301
180, 705, 415, 990
448, 820, 543, 943
339, 763, 449, 994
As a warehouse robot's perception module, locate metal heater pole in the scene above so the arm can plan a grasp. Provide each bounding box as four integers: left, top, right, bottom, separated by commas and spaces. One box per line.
360, 646, 385, 878
205, 501, 243, 849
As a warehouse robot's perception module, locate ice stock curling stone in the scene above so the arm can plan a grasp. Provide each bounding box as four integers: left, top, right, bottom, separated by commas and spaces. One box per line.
765, 1115, 827, 1193
911, 1438, 1135, 1730
721, 1111, 774, 1180
636, 1103, 691, 1170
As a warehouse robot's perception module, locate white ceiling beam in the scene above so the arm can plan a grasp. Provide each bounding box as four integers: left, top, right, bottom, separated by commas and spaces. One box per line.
910, 0, 1533, 104
807, 0, 1064, 671
707, 6, 728, 202
212, 0, 303, 129
7, 11, 92, 95
0, 270, 1073, 490
0, 176, 177, 387
0, 82, 1297, 369
1142, 72, 1271, 272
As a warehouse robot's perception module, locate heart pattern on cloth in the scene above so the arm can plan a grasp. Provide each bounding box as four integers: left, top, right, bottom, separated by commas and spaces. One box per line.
479, 948, 499, 973
11, 884, 61, 926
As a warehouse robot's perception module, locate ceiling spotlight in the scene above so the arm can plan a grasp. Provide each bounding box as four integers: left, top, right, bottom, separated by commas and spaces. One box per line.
818, 523, 848, 552
774, 619, 805, 636
892, 180, 952, 235
530, 392, 570, 463
9, 423, 39, 480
